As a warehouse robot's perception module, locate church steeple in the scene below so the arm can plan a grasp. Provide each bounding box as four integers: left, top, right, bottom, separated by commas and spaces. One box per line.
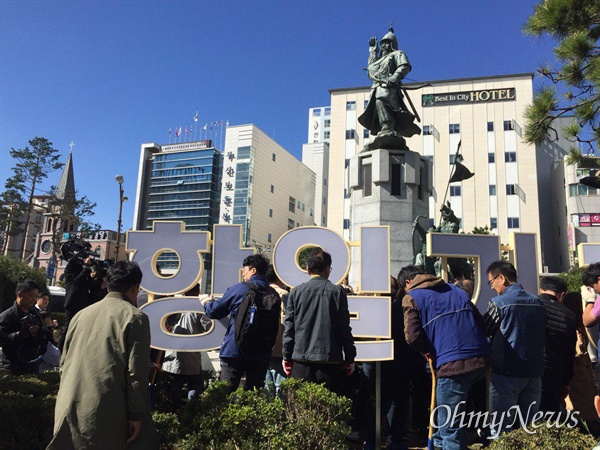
55, 149, 76, 201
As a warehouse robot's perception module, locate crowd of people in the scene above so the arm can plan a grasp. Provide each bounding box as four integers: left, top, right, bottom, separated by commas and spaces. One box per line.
2, 250, 600, 449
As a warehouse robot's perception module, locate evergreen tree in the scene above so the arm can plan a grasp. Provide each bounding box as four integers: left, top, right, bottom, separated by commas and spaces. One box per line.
0, 174, 27, 254
523, 0, 600, 162
8, 137, 63, 259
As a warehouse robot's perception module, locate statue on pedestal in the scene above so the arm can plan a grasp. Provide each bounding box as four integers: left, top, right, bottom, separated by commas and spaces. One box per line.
412, 203, 473, 281
358, 27, 421, 152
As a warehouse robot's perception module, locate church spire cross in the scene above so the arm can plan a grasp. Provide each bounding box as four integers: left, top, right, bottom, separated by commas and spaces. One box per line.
69, 141, 75, 153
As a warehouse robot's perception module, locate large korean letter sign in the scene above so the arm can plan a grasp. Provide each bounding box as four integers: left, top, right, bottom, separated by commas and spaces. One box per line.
127, 221, 539, 360
127, 222, 393, 360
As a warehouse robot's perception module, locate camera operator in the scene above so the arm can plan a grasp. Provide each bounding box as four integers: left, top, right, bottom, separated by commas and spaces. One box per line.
0, 280, 52, 374
58, 255, 97, 351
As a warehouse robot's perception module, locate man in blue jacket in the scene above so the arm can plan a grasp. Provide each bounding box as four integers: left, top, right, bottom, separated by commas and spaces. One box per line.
401, 265, 491, 450
202, 254, 272, 391
484, 260, 547, 438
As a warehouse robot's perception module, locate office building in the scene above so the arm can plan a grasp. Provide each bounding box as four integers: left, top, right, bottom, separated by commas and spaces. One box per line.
552, 155, 600, 271
220, 125, 316, 250
133, 140, 223, 283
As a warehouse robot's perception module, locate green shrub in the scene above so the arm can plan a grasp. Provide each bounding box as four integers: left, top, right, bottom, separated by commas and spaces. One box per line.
488, 425, 595, 449
279, 378, 352, 449
177, 379, 351, 450
0, 373, 59, 450
152, 412, 181, 450
559, 266, 585, 294
0, 255, 48, 311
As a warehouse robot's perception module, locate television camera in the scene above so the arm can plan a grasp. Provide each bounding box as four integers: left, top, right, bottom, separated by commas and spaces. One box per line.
60, 238, 112, 278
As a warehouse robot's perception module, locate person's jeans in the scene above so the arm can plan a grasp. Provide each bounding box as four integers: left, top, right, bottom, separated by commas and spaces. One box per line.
489, 373, 542, 438
434, 367, 486, 450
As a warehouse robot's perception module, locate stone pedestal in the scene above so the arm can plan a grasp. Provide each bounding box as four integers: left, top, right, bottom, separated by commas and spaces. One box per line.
349, 148, 432, 285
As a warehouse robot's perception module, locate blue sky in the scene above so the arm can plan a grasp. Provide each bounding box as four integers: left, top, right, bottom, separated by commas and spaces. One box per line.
0, 0, 557, 231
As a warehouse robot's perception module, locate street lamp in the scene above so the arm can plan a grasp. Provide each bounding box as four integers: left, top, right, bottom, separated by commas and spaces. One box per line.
115, 175, 125, 261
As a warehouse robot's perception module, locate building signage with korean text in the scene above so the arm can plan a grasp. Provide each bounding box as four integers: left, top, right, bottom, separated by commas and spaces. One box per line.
422, 88, 516, 107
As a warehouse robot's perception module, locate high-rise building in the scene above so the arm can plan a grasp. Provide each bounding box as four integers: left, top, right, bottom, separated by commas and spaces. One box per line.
308, 106, 331, 144
220, 125, 316, 250
133, 140, 222, 232
133, 140, 223, 284
309, 73, 572, 271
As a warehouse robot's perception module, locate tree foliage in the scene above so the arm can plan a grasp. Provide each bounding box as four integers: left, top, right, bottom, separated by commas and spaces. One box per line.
0, 174, 27, 254
523, 0, 600, 157
7, 137, 63, 258
0, 255, 48, 312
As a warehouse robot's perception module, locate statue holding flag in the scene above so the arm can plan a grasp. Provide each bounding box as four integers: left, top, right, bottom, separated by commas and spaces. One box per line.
358, 27, 421, 152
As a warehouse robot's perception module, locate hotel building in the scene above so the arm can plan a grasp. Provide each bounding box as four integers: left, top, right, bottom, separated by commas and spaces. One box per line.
310, 73, 572, 271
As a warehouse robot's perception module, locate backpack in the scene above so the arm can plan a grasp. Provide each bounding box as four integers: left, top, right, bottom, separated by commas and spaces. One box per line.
234, 282, 282, 355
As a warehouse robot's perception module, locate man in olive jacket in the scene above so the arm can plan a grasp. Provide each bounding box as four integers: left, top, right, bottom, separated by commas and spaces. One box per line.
282, 248, 356, 394
47, 261, 157, 450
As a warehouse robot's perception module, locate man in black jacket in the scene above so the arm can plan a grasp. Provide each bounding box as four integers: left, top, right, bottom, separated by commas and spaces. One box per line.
539, 276, 576, 415
0, 280, 52, 374
282, 248, 356, 394
58, 256, 96, 351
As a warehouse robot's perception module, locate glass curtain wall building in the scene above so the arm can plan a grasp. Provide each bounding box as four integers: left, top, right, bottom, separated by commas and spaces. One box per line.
133, 141, 223, 287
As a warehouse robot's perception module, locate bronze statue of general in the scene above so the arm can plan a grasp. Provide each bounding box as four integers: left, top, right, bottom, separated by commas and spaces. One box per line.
358, 27, 421, 151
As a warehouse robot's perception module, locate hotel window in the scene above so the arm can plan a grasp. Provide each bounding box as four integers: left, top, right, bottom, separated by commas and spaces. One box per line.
309, 208, 313, 216
298, 200, 301, 209
487, 122, 494, 132
491, 218, 498, 228
346, 101, 356, 111
506, 184, 517, 195
504, 120, 514, 131
323, 197, 326, 205
288, 219, 294, 229
364, 100, 369, 108
324, 131, 330, 139
507, 217, 520, 229
289, 196, 296, 213
269, 209, 273, 218
313, 109, 321, 117
488, 153, 495, 163
324, 107, 331, 115
505, 152, 517, 163
343, 219, 351, 230
267, 233, 272, 243
449, 155, 459, 164
423, 125, 433, 135
363, 129, 369, 139
302, 203, 305, 211
449, 123, 460, 134
450, 186, 461, 196
324, 119, 330, 128
270, 184, 274, 193
346, 129, 356, 140
489, 185, 497, 195
272, 153, 276, 162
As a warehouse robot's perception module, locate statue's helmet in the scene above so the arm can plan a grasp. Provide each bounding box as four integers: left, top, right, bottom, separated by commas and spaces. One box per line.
381, 27, 398, 50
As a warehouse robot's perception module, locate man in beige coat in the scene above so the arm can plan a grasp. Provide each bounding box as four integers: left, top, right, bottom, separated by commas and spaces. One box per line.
47, 261, 157, 450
